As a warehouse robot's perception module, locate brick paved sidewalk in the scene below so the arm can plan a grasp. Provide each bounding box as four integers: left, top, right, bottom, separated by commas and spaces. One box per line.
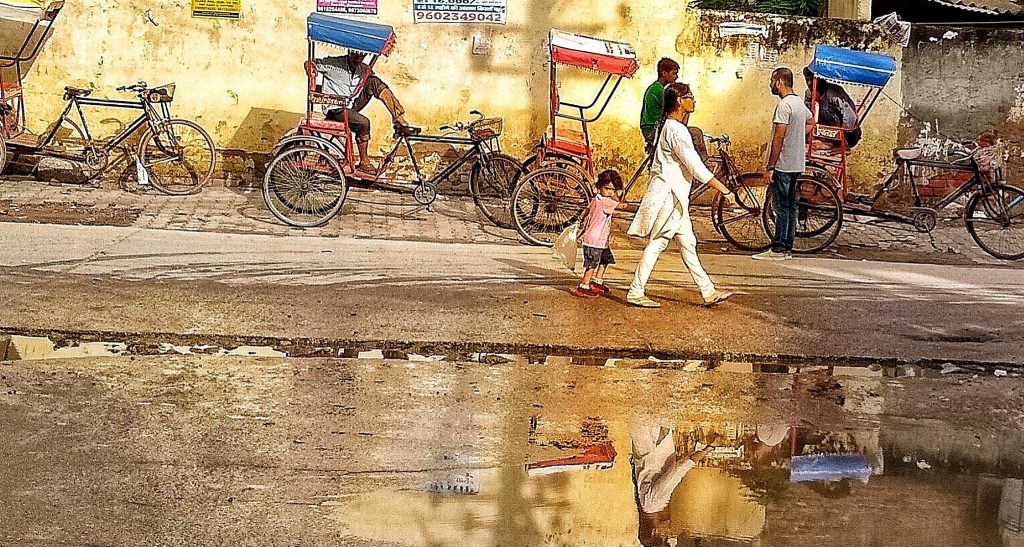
0, 177, 1018, 267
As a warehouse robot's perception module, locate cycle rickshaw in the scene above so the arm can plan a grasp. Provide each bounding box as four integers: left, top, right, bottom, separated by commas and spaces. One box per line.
772, 45, 1023, 259
510, 29, 771, 250
263, 13, 524, 228
0, 1, 216, 194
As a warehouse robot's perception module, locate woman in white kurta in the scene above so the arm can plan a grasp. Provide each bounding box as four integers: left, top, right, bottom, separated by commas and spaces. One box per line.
626, 83, 736, 308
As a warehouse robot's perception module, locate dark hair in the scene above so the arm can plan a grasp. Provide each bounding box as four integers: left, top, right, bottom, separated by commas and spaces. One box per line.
772, 67, 794, 87
656, 57, 680, 76
597, 169, 623, 190
663, 82, 693, 116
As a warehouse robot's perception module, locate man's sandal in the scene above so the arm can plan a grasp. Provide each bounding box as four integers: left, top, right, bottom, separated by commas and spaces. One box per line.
627, 295, 662, 308
702, 291, 733, 308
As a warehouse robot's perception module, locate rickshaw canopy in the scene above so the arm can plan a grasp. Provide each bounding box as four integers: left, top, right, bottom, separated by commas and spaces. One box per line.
808, 45, 897, 88
549, 29, 638, 77
307, 12, 395, 56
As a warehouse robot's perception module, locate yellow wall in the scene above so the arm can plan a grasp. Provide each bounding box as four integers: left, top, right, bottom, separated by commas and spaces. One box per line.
23, 1, 903, 187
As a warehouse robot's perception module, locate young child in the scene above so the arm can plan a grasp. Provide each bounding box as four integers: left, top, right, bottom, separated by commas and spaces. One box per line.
574, 170, 627, 299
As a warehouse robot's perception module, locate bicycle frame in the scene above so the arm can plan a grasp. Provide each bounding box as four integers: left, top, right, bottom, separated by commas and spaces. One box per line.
880, 156, 993, 214
38, 94, 170, 158
370, 132, 494, 188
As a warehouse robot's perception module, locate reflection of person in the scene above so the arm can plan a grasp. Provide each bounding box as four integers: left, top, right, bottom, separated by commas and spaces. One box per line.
632, 423, 722, 546
640, 57, 680, 151
803, 66, 861, 149
626, 83, 736, 309
315, 51, 420, 173
753, 68, 814, 262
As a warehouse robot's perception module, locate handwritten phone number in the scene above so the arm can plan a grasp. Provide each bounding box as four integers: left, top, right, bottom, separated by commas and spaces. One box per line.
414, 11, 505, 22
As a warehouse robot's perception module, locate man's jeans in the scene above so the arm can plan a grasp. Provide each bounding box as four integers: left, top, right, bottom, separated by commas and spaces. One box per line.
770, 171, 800, 253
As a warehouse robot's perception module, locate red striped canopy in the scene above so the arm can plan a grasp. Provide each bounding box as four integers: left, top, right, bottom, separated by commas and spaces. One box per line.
549, 29, 638, 77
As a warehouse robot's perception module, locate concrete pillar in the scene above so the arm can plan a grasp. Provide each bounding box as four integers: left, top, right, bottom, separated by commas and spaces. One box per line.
828, 0, 872, 20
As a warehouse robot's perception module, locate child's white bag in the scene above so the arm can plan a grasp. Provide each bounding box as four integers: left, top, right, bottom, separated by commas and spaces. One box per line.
552, 222, 580, 272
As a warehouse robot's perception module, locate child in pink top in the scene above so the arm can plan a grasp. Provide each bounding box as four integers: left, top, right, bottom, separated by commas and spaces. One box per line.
574, 170, 627, 299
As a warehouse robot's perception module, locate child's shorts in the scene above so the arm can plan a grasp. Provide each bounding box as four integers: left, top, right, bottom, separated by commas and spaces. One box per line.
582, 245, 616, 271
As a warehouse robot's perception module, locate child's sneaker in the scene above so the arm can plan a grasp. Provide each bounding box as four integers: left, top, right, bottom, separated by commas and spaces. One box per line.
590, 281, 609, 294
572, 285, 601, 299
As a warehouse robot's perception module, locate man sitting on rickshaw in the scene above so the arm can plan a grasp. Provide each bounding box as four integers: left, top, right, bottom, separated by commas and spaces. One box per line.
803, 66, 861, 151
315, 51, 421, 173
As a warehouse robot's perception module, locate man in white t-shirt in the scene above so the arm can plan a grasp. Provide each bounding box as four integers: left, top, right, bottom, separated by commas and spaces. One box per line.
753, 67, 814, 261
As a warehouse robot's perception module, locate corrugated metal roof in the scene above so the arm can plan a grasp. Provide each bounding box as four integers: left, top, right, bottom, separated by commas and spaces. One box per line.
927, 0, 1024, 15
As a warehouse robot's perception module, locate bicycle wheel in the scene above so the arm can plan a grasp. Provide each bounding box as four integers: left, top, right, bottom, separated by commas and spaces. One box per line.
470, 152, 525, 229
715, 172, 771, 252
965, 184, 1024, 260
138, 119, 216, 195
263, 145, 346, 227
763, 175, 843, 253
511, 167, 591, 246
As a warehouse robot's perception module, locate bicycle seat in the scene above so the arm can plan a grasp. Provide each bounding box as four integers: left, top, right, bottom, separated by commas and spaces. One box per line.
63, 86, 92, 99
894, 147, 922, 160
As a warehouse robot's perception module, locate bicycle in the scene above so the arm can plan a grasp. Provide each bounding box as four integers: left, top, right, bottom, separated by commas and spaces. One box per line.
263, 110, 525, 228
510, 130, 771, 251
3, 82, 217, 195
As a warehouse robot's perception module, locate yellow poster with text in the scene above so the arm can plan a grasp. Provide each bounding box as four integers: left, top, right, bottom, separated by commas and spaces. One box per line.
191, 0, 241, 19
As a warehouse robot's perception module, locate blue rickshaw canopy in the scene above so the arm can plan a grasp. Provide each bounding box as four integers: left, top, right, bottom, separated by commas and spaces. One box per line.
307, 12, 395, 56
808, 45, 897, 88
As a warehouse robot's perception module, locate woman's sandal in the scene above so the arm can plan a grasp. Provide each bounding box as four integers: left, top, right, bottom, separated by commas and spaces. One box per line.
627, 295, 662, 308
702, 290, 733, 308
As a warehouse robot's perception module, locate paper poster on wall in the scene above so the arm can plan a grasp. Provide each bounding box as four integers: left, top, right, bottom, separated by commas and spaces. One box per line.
317, 0, 378, 15
413, 0, 506, 24
191, 0, 241, 19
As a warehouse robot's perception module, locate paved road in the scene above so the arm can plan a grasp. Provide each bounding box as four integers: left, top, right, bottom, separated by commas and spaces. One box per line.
1, 223, 1022, 364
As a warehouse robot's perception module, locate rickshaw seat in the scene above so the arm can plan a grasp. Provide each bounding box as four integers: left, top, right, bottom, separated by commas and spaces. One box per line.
544, 126, 590, 157
301, 113, 348, 134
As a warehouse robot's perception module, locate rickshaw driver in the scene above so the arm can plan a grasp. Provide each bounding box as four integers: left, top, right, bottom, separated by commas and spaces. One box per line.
315, 51, 421, 173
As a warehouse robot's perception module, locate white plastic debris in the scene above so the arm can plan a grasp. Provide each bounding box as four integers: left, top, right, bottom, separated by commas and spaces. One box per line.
995, 369, 1008, 377
916, 460, 932, 470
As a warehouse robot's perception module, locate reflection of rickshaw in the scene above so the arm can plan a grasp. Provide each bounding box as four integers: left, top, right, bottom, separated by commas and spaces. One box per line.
0, 1, 216, 193
264, 13, 524, 228
509, 30, 637, 245
773, 45, 1023, 259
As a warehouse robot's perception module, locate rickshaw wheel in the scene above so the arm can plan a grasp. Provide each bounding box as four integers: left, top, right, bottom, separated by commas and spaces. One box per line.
263, 145, 347, 228
966, 184, 1024, 260
511, 166, 591, 247
762, 175, 843, 253
470, 152, 526, 229
715, 172, 772, 252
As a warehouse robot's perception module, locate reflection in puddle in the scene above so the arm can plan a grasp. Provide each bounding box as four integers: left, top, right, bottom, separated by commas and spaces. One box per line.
337, 417, 1024, 546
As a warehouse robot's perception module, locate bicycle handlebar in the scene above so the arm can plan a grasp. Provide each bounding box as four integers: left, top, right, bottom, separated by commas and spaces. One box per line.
116, 82, 148, 93
439, 111, 489, 133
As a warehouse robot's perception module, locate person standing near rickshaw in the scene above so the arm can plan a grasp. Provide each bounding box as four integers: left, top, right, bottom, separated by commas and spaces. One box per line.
639, 57, 679, 151
753, 67, 814, 261
315, 51, 421, 174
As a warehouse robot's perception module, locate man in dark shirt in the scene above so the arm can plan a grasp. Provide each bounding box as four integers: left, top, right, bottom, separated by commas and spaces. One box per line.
639, 57, 680, 151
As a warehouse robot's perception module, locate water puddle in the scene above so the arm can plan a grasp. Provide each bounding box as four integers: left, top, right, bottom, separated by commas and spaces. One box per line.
334, 419, 1024, 546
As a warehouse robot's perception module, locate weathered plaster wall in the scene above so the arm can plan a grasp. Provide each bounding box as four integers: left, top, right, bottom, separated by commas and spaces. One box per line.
899, 25, 1024, 193
23, 1, 902, 186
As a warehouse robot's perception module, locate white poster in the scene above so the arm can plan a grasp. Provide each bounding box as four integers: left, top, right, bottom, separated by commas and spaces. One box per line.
413, 0, 506, 24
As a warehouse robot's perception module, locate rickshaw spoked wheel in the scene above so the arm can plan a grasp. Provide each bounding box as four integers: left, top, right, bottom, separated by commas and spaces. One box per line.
263, 145, 347, 228
762, 174, 843, 253
511, 166, 591, 247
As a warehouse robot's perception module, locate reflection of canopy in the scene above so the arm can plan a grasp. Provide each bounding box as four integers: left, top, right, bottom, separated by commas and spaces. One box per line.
808, 45, 897, 88
306, 12, 395, 56
549, 29, 638, 77
0, 0, 49, 8
791, 454, 872, 483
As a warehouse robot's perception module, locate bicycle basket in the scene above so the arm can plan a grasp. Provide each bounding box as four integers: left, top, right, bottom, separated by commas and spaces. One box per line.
147, 84, 176, 103
469, 117, 502, 139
